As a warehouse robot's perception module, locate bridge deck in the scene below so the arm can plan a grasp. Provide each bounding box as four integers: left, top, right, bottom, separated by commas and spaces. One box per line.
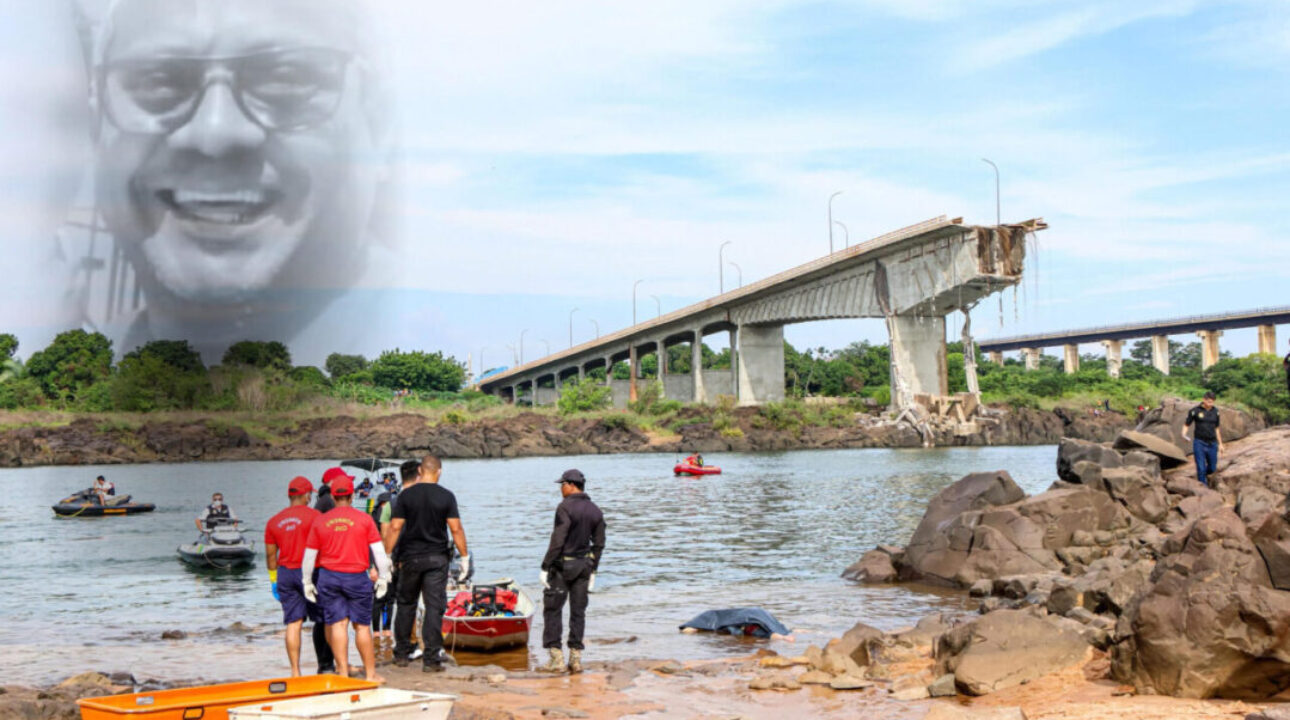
978, 306, 1290, 352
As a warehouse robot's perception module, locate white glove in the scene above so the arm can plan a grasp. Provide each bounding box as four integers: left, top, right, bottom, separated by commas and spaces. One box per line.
375, 576, 389, 598
588, 573, 596, 592
455, 554, 473, 584
539, 570, 549, 589
304, 581, 318, 604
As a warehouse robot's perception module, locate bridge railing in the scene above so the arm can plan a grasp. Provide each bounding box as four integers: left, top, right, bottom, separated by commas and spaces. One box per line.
978, 305, 1290, 349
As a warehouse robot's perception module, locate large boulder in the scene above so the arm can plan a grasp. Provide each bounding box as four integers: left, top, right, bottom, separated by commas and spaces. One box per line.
841, 547, 899, 583
1252, 513, 1290, 592
1135, 398, 1263, 455
1098, 466, 1169, 524
1113, 430, 1188, 468
1113, 508, 1290, 698
935, 609, 1091, 695
902, 472, 1026, 584
1056, 438, 1123, 483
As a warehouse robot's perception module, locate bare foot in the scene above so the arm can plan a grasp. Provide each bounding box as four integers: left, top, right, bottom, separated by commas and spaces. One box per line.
366, 674, 387, 685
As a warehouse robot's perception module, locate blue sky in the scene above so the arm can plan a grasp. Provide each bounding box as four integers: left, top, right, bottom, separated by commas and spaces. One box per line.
2, 1, 1287, 368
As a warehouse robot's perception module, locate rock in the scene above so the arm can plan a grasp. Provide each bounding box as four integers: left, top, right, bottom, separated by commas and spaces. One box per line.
799, 670, 833, 684
540, 708, 588, 718
841, 548, 898, 583
1246, 708, 1290, 720
889, 674, 929, 700
758, 655, 807, 668
969, 579, 993, 597
1046, 583, 1081, 616
1161, 488, 1226, 535
936, 609, 1092, 696
927, 673, 957, 697
1113, 430, 1188, 468
828, 676, 872, 690
1135, 398, 1261, 454
57, 672, 113, 690
1238, 486, 1283, 530
486, 673, 507, 684
1122, 450, 1162, 477
902, 471, 1027, 583
1113, 508, 1290, 698
837, 621, 884, 667
1098, 466, 1169, 523
1251, 513, 1290, 591
748, 672, 800, 691
1057, 438, 1122, 483
161, 630, 187, 640
924, 707, 1028, 720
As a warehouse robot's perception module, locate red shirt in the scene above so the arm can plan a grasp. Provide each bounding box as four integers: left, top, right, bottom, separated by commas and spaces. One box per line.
264, 505, 321, 569
306, 506, 381, 573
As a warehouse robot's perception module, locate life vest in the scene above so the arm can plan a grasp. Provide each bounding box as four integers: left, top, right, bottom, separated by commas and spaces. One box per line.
204, 503, 231, 526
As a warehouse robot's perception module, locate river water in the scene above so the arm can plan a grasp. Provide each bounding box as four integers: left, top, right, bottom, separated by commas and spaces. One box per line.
0, 446, 1057, 685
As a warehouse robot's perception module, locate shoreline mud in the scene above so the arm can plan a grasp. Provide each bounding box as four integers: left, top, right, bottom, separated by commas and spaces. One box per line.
0, 404, 1131, 468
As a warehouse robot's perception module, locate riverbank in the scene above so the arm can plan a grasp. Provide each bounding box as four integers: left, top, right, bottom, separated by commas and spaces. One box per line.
0, 403, 1131, 467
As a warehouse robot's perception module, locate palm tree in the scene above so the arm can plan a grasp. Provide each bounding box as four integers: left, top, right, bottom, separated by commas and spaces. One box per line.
0, 357, 23, 383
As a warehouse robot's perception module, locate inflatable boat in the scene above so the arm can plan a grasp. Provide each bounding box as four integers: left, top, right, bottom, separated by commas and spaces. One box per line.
674, 462, 722, 476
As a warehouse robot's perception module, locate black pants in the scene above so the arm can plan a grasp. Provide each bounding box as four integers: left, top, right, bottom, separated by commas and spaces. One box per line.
394, 554, 449, 663
372, 570, 397, 633
543, 557, 592, 650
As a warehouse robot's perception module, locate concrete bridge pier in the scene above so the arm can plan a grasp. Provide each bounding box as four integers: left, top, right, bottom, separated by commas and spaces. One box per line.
691, 335, 706, 403
889, 315, 948, 402
1063, 344, 1080, 374
1258, 324, 1277, 355
1102, 339, 1124, 379
1022, 347, 1041, 371
735, 325, 785, 405
1151, 335, 1170, 375
1198, 329, 1223, 370
988, 351, 1004, 366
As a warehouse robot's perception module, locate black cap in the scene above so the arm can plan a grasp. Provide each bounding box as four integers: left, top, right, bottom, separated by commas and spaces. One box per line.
557, 469, 586, 486
1203, 391, 1216, 400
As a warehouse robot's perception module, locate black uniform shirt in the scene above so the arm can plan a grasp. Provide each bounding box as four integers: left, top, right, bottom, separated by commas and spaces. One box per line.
391, 482, 460, 558
541, 492, 606, 572
1185, 405, 1220, 443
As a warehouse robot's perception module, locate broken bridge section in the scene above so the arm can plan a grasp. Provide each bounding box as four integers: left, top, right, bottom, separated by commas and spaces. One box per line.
479, 215, 1046, 410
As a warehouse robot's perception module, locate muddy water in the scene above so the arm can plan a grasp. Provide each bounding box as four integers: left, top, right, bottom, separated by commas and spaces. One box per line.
0, 446, 1056, 685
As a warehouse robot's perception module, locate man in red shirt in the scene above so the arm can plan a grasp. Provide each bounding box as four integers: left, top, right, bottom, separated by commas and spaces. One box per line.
303, 474, 391, 682
265, 476, 334, 676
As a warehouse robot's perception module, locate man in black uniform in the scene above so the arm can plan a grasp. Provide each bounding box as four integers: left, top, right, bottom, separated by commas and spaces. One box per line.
539, 469, 606, 674
1183, 391, 1224, 488
384, 455, 470, 672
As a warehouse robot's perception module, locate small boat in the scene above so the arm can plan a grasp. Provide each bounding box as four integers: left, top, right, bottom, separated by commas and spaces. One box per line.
178, 518, 256, 569
674, 462, 722, 476
441, 579, 536, 652
228, 688, 456, 720
77, 675, 377, 720
52, 489, 155, 517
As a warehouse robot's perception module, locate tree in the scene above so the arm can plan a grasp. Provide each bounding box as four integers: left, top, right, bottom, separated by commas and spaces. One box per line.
222, 340, 291, 370
0, 333, 17, 360
369, 349, 466, 392
557, 377, 612, 414
124, 340, 205, 373
25, 330, 113, 400
290, 366, 331, 387
325, 353, 368, 379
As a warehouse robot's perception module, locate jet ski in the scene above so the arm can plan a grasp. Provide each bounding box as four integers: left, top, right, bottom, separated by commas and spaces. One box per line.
178, 518, 255, 569
52, 488, 155, 517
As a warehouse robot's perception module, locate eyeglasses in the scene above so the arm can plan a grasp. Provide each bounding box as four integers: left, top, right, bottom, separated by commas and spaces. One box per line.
100, 47, 354, 135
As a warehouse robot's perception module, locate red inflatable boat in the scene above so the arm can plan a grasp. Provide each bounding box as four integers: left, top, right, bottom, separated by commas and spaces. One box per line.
674, 462, 722, 476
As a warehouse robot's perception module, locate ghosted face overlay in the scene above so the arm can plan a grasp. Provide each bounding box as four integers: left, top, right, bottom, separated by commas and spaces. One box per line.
95, 0, 385, 305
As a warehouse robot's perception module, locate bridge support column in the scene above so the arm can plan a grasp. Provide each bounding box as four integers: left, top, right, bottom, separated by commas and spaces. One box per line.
629, 345, 638, 402
1063, 344, 1080, 374
1102, 339, 1124, 379
657, 339, 668, 397
1198, 329, 1223, 370
1258, 324, 1277, 355
735, 324, 785, 406
691, 336, 707, 404
1151, 335, 1170, 375
988, 351, 1003, 366
889, 315, 947, 407
1021, 347, 1040, 371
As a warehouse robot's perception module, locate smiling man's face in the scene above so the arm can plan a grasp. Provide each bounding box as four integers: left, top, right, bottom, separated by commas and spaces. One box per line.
95, 0, 383, 304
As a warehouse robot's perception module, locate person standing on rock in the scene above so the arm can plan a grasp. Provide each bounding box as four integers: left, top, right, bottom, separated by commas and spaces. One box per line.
302, 476, 391, 683
1183, 391, 1224, 488
265, 476, 335, 676
385, 455, 470, 672
539, 469, 606, 674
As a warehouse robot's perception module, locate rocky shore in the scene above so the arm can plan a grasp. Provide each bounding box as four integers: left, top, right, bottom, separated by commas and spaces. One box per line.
0, 404, 1130, 467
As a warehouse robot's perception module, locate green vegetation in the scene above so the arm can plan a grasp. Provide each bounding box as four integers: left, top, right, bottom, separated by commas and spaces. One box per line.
557, 377, 613, 414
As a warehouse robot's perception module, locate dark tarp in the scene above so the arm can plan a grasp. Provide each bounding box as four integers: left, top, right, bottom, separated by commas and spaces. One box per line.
679, 608, 790, 638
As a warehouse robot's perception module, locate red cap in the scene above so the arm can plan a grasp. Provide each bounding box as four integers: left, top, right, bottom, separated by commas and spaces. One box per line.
331, 476, 355, 497
321, 467, 354, 486
288, 476, 313, 496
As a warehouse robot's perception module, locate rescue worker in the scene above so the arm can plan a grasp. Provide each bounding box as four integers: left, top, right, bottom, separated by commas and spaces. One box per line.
302, 475, 391, 683
194, 492, 237, 533
1183, 391, 1224, 488
539, 469, 606, 674
264, 476, 335, 676
385, 455, 470, 672
314, 467, 348, 514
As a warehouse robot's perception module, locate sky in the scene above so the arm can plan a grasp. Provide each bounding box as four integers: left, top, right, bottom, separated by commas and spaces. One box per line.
1, 0, 1288, 370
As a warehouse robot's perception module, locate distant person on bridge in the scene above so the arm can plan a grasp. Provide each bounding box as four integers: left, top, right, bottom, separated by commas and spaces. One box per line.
1183, 391, 1224, 488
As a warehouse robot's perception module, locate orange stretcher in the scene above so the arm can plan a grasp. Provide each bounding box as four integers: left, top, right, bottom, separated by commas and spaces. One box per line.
77, 676, 378, 720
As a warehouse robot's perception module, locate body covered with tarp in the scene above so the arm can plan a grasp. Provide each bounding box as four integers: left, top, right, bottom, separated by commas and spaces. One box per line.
679, 608, 789, 638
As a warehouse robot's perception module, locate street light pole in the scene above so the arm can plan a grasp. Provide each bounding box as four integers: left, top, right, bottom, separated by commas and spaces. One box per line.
718, 241, 732, 294
650, 294, 661, 318
833, 220, 849, 248
728, 261, 742, 288
519, 329, 528, 365
568, 307, 579, 348
632, 279, 643, 325
981, 158, 1000, 226
589, 319, 600, 338
828, 190, 843, 253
